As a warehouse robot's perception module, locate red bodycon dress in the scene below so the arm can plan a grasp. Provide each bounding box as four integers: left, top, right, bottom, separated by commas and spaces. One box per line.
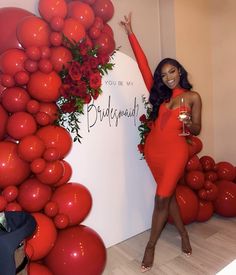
129, 33, 189, 197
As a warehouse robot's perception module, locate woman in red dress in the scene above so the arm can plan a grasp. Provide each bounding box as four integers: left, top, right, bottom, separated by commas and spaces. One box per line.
120, 13, 202, 272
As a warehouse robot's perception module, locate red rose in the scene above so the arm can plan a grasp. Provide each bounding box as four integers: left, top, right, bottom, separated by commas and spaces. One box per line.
98, 54, 110, 65
83, 94, 92, 104
80, 61, 91, 78
137, 143, 145, 154
92, 90, 100, 100
89, 72, 101, 89
61, 100, 77, 113
88, 56, 99, 69
146, 120, 153, 129
69, 62, 82, 81
139, 114, 147, 123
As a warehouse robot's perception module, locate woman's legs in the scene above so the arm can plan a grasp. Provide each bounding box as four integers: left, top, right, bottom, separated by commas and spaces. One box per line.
141, 195, 171, 271
168, 193, 192, 255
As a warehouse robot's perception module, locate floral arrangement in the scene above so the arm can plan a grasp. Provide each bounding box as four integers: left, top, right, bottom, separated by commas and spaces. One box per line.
56, 36, 115, 142
137, 96, 153, 158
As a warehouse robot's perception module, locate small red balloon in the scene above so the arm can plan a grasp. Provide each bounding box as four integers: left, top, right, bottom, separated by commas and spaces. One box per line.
200, 155, 215, 171
205, 171, 218, 182
185, 170, 205, 190
14, 71, 30, 85
50, 32, 63, 47
54, 213, 69, 229
50, 16, 65, 31
1, 74, 15, 87
5, 202, 22, 211
26, 100, 40, 114
35, 112, 51, 126
92, 0, 114, 22
50, 46, 72, 72
38, 0, 68, 22
186, 155, 201, 171
216, 161, 236, 181
40, 46, 51, 59
54, 160, 72, 187
26, 46, 41, 61
30, 158, 47, 174
44, 201, 58, 217
24, 59, 38, 73
43, 148, 60, 161
2, 185, 18, 202
38, 102, 59, 123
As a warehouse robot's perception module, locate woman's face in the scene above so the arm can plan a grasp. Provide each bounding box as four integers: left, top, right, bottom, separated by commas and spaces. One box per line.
161, 63, 180, 89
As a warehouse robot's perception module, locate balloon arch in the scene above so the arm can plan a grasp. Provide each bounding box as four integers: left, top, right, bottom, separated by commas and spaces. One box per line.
0, 0, 235, 274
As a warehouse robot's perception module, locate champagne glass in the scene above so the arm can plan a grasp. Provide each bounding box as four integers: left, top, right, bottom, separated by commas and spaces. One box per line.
178, 97, 190, 136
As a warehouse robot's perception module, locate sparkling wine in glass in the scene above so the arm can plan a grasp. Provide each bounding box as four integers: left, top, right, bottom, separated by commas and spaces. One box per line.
178, 97, 190, 136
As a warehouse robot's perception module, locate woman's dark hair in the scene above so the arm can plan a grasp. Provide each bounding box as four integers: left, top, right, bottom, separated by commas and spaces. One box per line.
149, 58, 192, 121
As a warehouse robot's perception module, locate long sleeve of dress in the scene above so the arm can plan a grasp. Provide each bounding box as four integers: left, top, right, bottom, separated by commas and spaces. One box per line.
128, 33, 154, 92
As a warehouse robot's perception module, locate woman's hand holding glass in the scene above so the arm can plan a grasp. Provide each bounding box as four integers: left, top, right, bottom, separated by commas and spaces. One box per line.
178, 97, 191, 136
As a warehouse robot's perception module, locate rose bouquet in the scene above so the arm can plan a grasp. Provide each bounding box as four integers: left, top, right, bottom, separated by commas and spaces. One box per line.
56, 36, 115, 142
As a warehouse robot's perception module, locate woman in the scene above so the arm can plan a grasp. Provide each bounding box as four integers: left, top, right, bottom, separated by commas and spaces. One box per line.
120, 13, 202, 272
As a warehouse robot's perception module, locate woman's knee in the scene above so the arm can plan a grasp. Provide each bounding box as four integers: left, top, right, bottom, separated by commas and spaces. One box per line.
155, 196, 170, 211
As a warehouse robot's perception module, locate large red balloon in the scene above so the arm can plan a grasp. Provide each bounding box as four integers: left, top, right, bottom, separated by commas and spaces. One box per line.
36, 160, 64, 185
0, 49, 27, 76
27, 71, 61, 102
92, 0, 114, 22
216, 161, 236, 181
28, 262, 53, 275
67, 1, 95, 30
0, 141, 30, 188
196, 200, 214, 222
50, 46, 72, 72
214, 180, 236, 217
7, 111, 37, 140
17, 178, 52, 212
36, 125, 72, 159
26, 213, 57, 261
2, 87, 30, 113
0, 104, 8, 140
18, 135, 45, 162
38, 0, 68, 22
62, 18, 86, 42
200, 155, 215, 172
185, 170, 205, 190
0, 7, 33, 54
51, 183, 92, 225
17, 16, 51, 48
45, 225, 106, 275
94, 33, 115, 55
175, 185, 199, 224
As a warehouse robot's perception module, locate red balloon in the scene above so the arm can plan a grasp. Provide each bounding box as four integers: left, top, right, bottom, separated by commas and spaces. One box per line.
26, 46, 41, 61
28, 262, 53, 275
205, 171, 218, 182
40, 46, 51, 59
175, 185, 199, 224
17, 16, 51, 48
50, 46, 72, 72
26, 100, 40, 114
203, 180, 218, 201
7, 111, 37, 140
187, 136, 203, 157
214, 180, 236, 217
67, 1, 95, 30
81, 0, 96, 4
53, 213, 69, 229
94, 33, 115, 55
185, 155, 201, 171
2, 185, 18, 202
36, 125, 72, 159
102, 23, 114, 38
0, 49, 27, 75
27, 71, 61, 102
92, 0, 114, 22
14, 71, 30, 85
44, 201, 58, 217
43, 148, 60, 161
2, 87, 30, 112
0, 104, 8, 140
51, 183, 92, 225
38, 59, 53, 74
62, 18, 86, 43
5, 202, 22, 211
185, 170, 205, 190
50, 32, 63, 47
200, 155, 215, 171
89, 26, 101, 39
198, 188, 207, 200
0, 7, 33, 54
0, 195, 7, 211
30, 158, 46, 174
39, 0, 68, 22
45, 225, 106, 275
196, 200, 214, 222
36, 160, 64, 185
24, 59, 38, 73
35, 112, 51, 126
54, 160, 72, 187
0, 141, 30, 188
26, 212, 57, 261
17, 178, 52, 212
92, 17, 104, 30
1, 74, 15, 87
38, 102, 59, 124
216, 161, 236, 181
18, 134, 45, 162
50, 16, 65, 31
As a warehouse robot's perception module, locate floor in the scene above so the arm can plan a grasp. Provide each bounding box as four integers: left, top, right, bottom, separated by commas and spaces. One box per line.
103, 215, 236, 275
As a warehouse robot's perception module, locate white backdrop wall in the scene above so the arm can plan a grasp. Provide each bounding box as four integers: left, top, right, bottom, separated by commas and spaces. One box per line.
0, 0, 159, 247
